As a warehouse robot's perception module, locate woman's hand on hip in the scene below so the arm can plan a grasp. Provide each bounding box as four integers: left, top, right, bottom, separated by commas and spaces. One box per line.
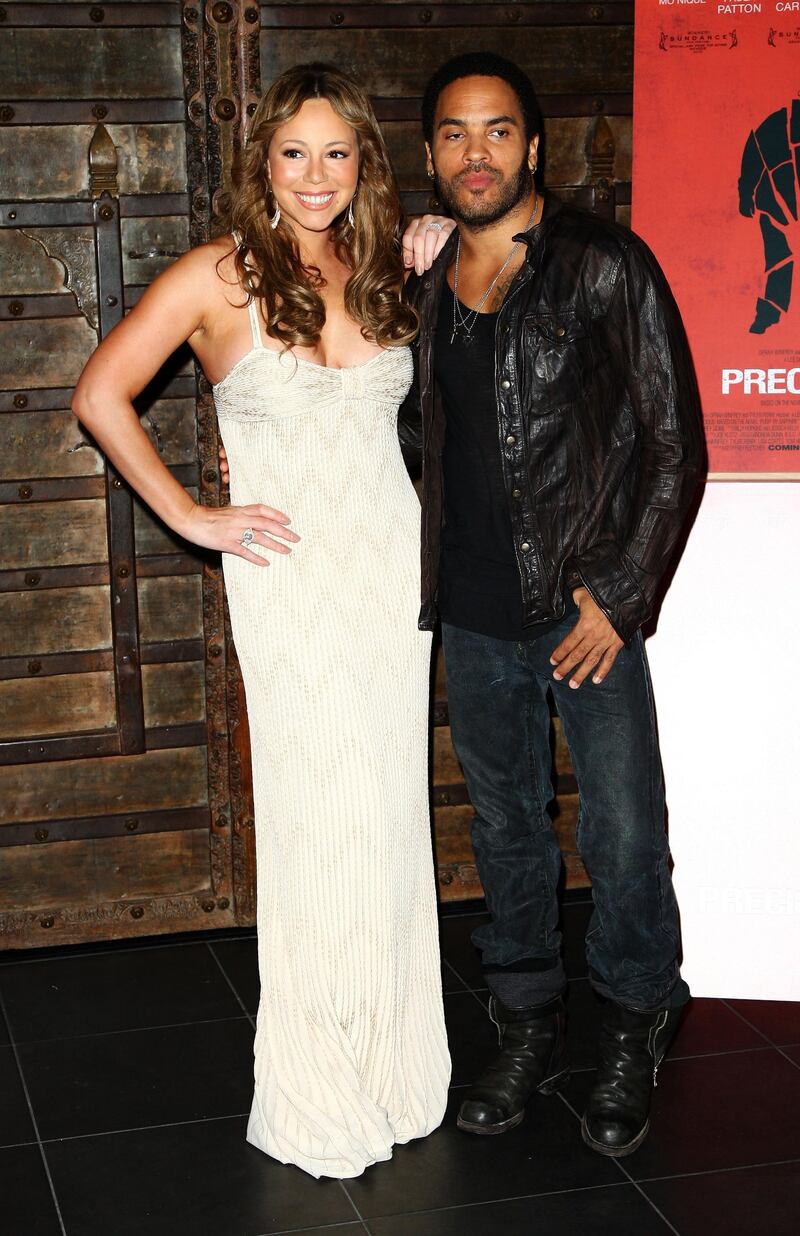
218, 444, 230, 486
180, 502, 300, 566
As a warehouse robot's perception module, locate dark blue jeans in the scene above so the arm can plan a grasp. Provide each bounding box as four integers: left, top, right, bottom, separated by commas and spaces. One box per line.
442, 615, 690, 1014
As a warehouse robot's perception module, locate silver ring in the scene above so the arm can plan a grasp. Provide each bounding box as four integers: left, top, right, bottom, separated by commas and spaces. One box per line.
240, 527, 255, 547
425, 221, 445, 231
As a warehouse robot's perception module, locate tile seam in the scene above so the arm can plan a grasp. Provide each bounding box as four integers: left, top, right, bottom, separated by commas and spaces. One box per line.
0, 987, 67, 1236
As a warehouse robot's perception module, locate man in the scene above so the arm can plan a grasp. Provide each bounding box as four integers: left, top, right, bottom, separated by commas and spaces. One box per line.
400, 52, 704, 1157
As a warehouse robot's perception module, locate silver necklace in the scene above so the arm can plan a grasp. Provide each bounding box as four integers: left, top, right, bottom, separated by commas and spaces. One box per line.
451, 190, 538, 347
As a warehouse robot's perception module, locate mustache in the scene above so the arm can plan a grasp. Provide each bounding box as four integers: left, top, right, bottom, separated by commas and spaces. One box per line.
452, 163, 501, 185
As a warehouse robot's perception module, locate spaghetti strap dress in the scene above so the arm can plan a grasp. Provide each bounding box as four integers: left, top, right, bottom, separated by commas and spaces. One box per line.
211, 275, 450, 1179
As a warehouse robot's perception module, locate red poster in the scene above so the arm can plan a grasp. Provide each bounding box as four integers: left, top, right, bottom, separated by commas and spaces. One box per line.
633, 0, 800, 477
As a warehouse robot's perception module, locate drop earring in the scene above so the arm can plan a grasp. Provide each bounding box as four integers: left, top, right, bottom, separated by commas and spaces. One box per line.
267, 173, 280, 229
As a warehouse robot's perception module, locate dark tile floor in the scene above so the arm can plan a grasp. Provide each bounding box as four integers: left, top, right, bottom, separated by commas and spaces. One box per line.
1, 896, 798, 1236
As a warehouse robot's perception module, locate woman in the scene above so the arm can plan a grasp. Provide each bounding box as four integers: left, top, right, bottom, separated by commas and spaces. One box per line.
72, 63, 453, 1179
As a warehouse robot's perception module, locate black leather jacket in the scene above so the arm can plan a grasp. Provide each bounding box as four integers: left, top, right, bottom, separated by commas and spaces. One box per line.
399, 195, 704, 643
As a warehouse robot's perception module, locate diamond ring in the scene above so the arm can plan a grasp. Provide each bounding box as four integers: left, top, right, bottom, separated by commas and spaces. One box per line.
240, 527, 255, 547
425, 221, 445, 231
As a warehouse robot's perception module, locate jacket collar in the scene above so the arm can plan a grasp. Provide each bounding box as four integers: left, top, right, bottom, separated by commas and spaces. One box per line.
513, 191, 562, 262
411, 193, 563, 329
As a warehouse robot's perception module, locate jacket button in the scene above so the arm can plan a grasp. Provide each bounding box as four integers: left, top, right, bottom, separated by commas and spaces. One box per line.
556, 326, 566, 337
520, 541, 531, 552
512, 488, 522, 498
500, 378, 511, 390
422, 279, 431, 289
505, 434, 516, 446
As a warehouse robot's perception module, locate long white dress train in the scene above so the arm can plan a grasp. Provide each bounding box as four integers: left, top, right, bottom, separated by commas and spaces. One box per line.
212, 293, 451, 1178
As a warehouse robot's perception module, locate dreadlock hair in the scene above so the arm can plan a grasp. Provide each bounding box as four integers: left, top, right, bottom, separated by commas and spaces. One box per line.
421, 52, 543, 145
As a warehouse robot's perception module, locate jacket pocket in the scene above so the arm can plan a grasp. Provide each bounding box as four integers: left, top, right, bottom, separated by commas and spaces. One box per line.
523, 312, 590, 412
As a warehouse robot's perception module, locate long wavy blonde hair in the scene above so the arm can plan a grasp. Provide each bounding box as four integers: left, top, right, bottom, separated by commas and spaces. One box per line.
217, 63, 417, 349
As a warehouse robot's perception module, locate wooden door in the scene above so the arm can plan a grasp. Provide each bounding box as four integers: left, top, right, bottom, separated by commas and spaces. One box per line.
0, 3, 634, 948
0, 2, 253, 948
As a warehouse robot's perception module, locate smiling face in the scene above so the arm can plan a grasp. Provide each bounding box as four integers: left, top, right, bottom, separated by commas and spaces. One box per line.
267, 97, 359, 237
426, 75, 538, 229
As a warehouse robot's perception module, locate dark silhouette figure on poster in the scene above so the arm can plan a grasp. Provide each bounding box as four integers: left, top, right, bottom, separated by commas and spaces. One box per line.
738, 99, 799, 333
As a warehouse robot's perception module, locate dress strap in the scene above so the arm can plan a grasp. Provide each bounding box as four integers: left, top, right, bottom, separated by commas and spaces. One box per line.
231, 229, 263, 350
247, 297, 264, 350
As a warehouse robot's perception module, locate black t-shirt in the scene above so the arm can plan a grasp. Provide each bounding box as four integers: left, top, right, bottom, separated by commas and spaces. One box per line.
434, 283, 574, 641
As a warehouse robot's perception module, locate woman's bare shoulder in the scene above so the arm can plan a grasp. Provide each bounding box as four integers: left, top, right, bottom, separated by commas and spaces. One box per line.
123, 236, 243, 337
174, 234, 238, 282
150, 234, 244, 309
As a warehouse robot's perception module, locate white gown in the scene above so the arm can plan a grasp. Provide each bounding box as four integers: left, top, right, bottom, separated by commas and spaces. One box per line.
212, 295, 451, 1178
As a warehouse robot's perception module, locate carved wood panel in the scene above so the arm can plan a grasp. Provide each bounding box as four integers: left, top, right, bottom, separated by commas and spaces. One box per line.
0, 1, 237, 948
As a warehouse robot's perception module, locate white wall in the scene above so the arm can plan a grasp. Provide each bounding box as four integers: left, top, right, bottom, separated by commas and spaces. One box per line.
646, 482, 800, 1000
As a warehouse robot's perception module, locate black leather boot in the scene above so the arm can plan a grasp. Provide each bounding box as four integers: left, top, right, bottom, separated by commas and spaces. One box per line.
582, 1001, 684, 1157
457, 994, 570, 1135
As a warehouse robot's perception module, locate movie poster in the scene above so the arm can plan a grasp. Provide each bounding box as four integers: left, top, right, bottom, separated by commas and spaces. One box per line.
633, 0, 800, 477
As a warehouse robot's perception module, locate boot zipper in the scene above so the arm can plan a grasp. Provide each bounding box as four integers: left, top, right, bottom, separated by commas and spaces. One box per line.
649, 1010, 669, 1088
488, 997, 503, 1047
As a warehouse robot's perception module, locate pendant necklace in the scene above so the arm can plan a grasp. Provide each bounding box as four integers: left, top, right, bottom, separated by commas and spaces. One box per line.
451, 189, 538, 347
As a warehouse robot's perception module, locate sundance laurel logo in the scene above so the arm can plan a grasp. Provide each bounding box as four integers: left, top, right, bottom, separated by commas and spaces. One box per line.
658, 27, 739, 49
768, 24, 800, 43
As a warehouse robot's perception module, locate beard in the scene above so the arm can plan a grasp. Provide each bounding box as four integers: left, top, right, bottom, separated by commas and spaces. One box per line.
433, 153, 532, 230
